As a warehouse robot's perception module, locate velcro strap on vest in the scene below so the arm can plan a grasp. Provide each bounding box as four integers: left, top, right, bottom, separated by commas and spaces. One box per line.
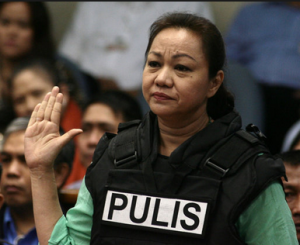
112, 121, 140, 167
202, 130, 261, 179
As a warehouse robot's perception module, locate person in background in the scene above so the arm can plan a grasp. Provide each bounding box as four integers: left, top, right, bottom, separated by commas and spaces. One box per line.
59, 2, 214, 114
0, 2, 97, 134
0, 165, 6, 245
280, 150, 300, 243
24, 12, 297, 244
0, 166, 4, 209
8, 58, 83, 136
63, 90, 143, 189
225, 2, 300, 154
0, 117, 75, 245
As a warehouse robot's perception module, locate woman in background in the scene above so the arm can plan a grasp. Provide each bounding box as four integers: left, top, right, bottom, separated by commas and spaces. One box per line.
8, 58, 83, 135
0, 2, 97, 133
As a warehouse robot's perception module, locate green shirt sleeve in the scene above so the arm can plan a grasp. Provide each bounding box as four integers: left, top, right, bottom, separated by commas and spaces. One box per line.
236, 181, 298, 245
49, 177, 92, 244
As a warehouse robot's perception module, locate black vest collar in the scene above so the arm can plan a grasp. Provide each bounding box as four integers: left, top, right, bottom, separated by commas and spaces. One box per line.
137, 110, 242, 169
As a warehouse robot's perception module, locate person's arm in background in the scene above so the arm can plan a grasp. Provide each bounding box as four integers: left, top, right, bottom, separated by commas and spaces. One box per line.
24, 87, 82, 245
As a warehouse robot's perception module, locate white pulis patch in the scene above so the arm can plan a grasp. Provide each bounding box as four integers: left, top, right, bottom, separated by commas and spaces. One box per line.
102, 190, 209, 237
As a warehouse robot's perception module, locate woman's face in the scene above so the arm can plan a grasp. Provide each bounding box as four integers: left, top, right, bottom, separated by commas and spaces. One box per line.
11, 69, 54, 117
142, 28, 221, 121
0, 2, 33, 60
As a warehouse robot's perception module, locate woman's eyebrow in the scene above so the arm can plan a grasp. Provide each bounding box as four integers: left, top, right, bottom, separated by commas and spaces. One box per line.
173, 53, 197, 62
148, 51, 197, 62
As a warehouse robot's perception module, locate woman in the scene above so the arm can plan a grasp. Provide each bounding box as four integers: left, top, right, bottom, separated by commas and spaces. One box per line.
0, 2, 97, 133
8, 58, 83, 135
24, 12, 297, 244
0, 2, 54, 99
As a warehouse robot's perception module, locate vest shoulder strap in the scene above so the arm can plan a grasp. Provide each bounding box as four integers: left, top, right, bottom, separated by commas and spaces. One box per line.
201, 124, 269, 179
108, 120, 141, 168
108, 121, 269, 181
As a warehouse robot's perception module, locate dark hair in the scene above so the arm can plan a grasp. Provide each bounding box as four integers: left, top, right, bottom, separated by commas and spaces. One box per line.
279, 150, 300, 167
0, 2, 55, 61
83, 90, 143, 122
8, 58, 59, 91
144, 11, 234, 119
2, 117, 74, 177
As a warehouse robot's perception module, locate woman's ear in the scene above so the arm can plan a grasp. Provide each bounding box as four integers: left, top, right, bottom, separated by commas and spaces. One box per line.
207, 70, 224, 98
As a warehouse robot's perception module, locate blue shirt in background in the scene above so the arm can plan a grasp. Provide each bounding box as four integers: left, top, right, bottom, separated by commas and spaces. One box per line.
225, 2, 300, 89
3, 206, 38, 245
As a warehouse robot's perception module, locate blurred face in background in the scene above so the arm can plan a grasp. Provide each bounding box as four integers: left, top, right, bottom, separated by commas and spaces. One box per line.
0, 2, 33, 60
0, 130, 32, 209
78, 103, 124, 168
282, 163, 300, 241
11, 68, 54, 117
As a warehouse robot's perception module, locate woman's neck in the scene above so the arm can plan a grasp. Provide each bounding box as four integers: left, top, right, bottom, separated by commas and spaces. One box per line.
158, 112, 211, 156
1, 58, 15, 81
0, 58, 17, 101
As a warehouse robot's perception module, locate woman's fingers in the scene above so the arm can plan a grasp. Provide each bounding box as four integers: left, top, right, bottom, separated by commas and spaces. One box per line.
44, 87, 59, 121
36, 92, 51, 122
28, 103, 41, 127
34, 86, 60, 123
50, 92, 63, 126
59, 129, 83, 148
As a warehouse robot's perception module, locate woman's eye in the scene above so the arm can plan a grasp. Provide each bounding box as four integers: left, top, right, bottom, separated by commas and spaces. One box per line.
0, 156, 11, 164
18, 21, 30, 29
148, 61, 160, 68
0, 18, 9, 26
175, 64, 191, 72
285, 191, 295, 202
13, 97, 25, 105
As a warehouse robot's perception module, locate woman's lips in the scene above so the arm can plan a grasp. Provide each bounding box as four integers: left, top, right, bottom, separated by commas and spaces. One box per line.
4, 185, 21, 193
153, 92, 172, 100
4, 40, 17, 47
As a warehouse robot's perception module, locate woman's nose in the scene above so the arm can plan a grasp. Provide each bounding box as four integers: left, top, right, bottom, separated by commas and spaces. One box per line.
154, 67, 173, 87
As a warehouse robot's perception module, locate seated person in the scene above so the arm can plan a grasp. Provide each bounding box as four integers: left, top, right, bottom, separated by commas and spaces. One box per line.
279, 150, 300, 243
7, 58, 83, 135
0, 165, 5, 243
0, 117, 74, 244
63, 90, 143, 189
0, 166, 4, 209
0, 2, 95, 134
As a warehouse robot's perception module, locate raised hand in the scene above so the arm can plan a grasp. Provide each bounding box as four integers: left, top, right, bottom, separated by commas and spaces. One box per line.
24, 86, 82, 173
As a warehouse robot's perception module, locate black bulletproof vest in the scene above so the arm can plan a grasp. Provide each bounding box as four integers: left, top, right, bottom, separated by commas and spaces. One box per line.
85, 111, 286, 245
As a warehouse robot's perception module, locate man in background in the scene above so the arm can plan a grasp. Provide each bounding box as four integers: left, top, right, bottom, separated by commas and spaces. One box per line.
280, 150, 300, 243
0, 117, 74, 244
63, 90, 143, 189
